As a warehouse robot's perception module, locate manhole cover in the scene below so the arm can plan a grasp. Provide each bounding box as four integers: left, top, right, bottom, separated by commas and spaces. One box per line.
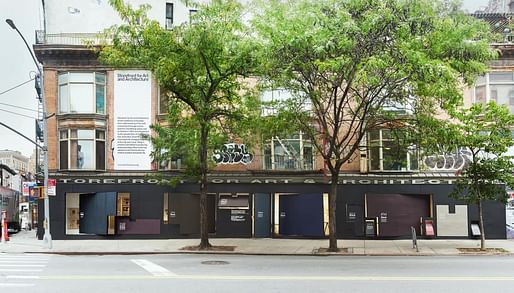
201, 260, 229, 265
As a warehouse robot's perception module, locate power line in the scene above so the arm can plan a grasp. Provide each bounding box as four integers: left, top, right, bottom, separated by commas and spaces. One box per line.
0, 102, 38, 113
0, 108, 36, 120
0, 78, 35, 97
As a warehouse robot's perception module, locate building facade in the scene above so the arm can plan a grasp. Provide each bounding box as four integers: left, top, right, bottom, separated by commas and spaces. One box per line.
34, 0, 508, 240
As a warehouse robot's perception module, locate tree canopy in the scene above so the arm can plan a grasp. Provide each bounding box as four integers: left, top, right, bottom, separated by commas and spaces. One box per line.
253, 0, 497, 251
100, 0, 261, 249
442, 102, 514, 250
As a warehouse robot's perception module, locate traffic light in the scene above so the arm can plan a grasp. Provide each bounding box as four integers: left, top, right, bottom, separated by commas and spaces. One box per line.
38, 186, 45, 199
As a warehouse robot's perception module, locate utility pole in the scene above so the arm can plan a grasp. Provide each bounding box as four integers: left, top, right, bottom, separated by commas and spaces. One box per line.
5, 19, 52, 249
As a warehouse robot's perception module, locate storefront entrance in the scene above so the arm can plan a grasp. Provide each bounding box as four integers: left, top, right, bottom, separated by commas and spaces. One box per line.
366, 193, 430, 237
278, 193, 323, 237
79, 192, 116, 235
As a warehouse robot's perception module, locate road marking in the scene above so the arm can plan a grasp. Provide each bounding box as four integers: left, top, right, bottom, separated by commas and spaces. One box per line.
6, 276, 40, 279
130, 259, 177, 277
0, 283, 35, 287
0, 269, 43, 272
39, 274, 514, 281
0, 261, 48, 263
0, 264, 45, 267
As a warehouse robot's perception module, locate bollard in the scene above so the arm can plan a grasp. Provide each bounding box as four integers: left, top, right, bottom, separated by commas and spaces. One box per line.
411, 226, 418, 252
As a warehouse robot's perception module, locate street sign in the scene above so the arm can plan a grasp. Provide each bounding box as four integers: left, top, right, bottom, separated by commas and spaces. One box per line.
48, 179, 56, 196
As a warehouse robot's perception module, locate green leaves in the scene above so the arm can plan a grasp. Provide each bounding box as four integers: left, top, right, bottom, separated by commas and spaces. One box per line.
101, 0, 262, 180
254, 0, 495, 171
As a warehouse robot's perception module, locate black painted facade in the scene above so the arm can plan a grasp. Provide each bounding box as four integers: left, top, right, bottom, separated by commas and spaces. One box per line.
39, 173, 507, 240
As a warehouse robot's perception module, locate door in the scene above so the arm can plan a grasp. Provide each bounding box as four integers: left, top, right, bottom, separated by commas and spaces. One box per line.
254, 193, 271, 237
366, 193, 430, 237
279, 193, 323, 237
79, 192, 116, 235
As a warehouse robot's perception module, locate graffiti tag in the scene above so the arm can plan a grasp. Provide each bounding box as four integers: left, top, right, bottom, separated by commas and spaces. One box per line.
424, 148, 472, 171
213, 143, 253, 165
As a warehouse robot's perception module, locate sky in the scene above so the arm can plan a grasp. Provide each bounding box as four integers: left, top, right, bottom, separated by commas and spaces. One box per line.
0, 0, 43, 159
0, 0, 495, 160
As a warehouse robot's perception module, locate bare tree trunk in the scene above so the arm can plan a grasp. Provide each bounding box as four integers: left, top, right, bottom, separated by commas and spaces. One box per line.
328, 173, 338, 252
199, 124, 211, 250
479, 199, 485, 251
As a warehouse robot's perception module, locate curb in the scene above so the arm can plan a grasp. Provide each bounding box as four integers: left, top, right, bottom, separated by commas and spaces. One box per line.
8, 250, 514, 257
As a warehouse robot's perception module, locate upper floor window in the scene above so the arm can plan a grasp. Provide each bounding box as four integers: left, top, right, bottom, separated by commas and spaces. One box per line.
264, 132, 314, 170
158, 88, 170, 115
58, 72, 106, 114
368, 129, 418, 172
59, 129, 105, 170
165, 3, 174, 29
475, 72, 514, 112
261, 89, 311, 116
189, 9, 198, 24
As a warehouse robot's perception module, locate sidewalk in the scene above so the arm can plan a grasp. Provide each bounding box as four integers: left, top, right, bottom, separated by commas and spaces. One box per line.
2, 230, 514, 256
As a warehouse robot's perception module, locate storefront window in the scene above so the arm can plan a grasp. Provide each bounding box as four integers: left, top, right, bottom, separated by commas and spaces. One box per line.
59, 129, 105, 170
117, 193, 131, 217
368, 129, 419, 172
163, 192, 169, 224
58, 72, 106, 114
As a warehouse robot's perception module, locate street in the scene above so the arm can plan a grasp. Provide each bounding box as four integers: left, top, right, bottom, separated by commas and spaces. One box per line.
1, 253, 514, 292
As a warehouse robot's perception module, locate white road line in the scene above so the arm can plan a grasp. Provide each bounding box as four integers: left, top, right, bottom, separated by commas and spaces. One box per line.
0, 255, 50, 260
0, 283, 35, 287
0, 264, 45, 267
0, 269, 43, 272
0, 258, 47, 264
131, 259, 177, 277
6, 276, 40, 279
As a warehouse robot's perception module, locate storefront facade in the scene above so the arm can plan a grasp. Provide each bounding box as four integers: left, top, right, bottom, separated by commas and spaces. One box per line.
42, 173, 506, 240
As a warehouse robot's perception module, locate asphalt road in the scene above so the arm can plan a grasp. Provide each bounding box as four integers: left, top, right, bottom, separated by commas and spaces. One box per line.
1, 253, 514, 293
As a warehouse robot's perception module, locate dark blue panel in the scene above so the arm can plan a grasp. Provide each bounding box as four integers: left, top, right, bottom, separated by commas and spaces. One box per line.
79, 192, 117, 235
103, 192, 117, 217
279, 193, 323, 237
254, 193, 271, 237
79, 193, 101, 234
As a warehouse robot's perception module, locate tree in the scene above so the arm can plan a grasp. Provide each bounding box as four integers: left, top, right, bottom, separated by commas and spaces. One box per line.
442, 102, 514, 250
100, 0, 260, 249
253, 0, 495, 251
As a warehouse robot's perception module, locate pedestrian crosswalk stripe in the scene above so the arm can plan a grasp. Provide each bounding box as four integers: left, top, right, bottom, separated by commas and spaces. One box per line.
6, 276, 40, 279
0, 269, 43, 272
0, 264, 45, 267
131, 259, 177, 277
0, 283, 35, 287
0, 261, 48, 263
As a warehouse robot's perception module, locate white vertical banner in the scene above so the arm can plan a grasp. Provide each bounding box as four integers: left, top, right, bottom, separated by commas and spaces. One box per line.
113, 70, 152, 170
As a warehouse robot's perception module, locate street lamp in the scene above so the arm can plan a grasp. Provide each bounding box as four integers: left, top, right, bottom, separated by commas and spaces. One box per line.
5, 18, 52, 249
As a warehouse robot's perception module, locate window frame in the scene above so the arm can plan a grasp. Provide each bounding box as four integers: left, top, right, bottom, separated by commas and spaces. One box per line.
58, 72, 106, 115
474, 71, 514, 112
263, 132, 315, 170
59, 128, 106, 171
165, 2, 174, 29
367, 129, 418, 172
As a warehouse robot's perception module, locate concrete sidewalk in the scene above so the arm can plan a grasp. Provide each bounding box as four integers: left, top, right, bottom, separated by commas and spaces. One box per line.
2, 230, 514, 256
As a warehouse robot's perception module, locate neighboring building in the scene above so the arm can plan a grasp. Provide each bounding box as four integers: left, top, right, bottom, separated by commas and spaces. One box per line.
0, 150, 30, 194
33, 0, 507, 240
0, 150, 30, 174
28, 148, 44, 177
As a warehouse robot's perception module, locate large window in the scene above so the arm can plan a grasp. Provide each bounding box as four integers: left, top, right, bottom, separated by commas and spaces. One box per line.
264, 132, 314, 170
59, 129, 105, 170
475, 72, 514, 112
58, 72, 105, 114
368, 129, 418, 172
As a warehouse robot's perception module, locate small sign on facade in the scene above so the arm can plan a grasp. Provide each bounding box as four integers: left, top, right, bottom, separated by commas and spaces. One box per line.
47, 179, 56, 196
